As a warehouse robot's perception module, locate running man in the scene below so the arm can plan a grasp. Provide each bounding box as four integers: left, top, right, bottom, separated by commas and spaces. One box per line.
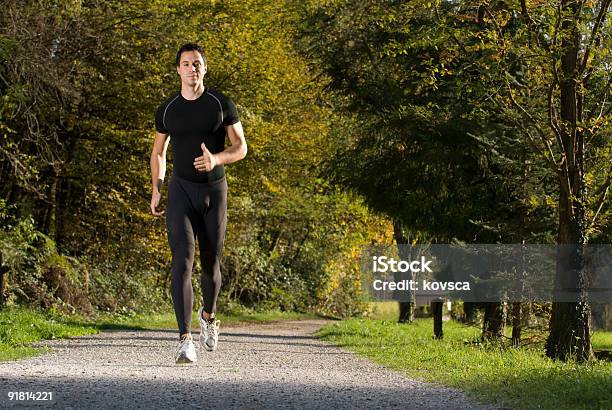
150, 43, 247, 363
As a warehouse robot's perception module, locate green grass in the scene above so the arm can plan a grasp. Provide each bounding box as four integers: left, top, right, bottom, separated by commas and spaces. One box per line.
593, 331, 612, 350
0, 306, 317, 362
368, 301, 401, 321
0, 308, 98, 361
317, 318, 612, 410
91, 307, 317, 331
368, 301, 612, 350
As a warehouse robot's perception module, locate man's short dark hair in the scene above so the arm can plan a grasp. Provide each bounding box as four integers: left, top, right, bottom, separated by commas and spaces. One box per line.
175, 43, 207, 67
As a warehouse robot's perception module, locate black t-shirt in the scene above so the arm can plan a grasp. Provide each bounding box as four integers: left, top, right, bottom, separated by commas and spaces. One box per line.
155, 88, 240, 183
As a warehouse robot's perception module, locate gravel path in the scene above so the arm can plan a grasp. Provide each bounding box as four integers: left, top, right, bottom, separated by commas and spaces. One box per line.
0, 320, 496, 409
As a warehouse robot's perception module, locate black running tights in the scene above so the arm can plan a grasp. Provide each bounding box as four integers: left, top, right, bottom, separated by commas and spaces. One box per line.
166, 175, 227, 336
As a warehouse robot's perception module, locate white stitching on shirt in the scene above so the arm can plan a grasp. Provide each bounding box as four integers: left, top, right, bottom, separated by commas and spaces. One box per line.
162, 94, 180, 131
205, 91, 224, 126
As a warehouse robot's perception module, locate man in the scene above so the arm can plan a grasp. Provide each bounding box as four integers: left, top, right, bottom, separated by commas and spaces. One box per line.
150, 43, 247, 364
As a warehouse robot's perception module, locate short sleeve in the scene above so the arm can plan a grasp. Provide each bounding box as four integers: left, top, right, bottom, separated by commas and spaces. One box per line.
155, 103, 169, 134
222, 98, 240, 126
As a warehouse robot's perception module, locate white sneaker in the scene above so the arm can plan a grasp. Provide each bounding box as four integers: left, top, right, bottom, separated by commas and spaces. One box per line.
175, 337, 197, 364
198, 307, 208, 347
204, 319, 220, 351
198, 307, 220, 351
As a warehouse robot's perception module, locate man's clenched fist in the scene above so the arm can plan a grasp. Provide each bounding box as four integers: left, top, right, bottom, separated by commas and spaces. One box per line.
194, 142, 217, 172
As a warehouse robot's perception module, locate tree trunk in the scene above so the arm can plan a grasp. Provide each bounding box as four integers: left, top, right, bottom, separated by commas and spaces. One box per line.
393, 220, 414, 323
53, 176, 65, 246
463, 302, 479, 323
35, 171, 55, 235
546, 241, 592, 361
398, 301, 414, 323
0, 160, 12, 199
545, 0, 593, 362
482, 302, 506, 341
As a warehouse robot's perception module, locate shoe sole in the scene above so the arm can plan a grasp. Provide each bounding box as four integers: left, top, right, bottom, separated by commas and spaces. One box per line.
200, 337, 217, 351
175, 355, 197, 364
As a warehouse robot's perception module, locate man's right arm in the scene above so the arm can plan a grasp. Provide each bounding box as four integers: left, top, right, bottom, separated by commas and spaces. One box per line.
150, 131, 170, 216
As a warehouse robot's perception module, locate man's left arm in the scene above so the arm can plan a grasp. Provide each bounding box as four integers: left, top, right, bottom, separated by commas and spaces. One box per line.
215, 122, 247, 166
194, 122, 247, 172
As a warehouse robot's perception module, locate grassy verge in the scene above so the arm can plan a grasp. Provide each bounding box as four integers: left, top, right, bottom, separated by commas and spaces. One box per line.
367, 301, 612, 350
317, 318, 612, 409
0, 306, 317, 362
0, 308, 98, 362
91, 306, 317, 331
592, 331, 612, 350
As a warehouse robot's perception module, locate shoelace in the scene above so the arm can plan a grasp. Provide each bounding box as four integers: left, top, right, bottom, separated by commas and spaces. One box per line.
207, 320, 220, 339
178, 338, 192, 351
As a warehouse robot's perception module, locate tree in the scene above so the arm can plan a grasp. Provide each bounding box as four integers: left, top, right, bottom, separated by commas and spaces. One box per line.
301, 0, 552, 332
304, 0, 610, 358
0, 0, 383, 316
470, 0, 611, 361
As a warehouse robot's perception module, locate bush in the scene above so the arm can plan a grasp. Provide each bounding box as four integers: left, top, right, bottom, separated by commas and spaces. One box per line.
222, 243, 309, 311
0, 213, 93, 313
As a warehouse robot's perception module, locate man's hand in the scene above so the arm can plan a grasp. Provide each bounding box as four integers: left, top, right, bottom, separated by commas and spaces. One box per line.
150, 190, 164, 216
194, 142, 217, 172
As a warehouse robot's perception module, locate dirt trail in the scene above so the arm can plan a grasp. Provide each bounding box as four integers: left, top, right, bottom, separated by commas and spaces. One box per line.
0, 320, 496, 409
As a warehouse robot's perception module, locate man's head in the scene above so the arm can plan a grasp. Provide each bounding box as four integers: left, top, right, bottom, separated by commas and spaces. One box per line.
175, 43, 207, 87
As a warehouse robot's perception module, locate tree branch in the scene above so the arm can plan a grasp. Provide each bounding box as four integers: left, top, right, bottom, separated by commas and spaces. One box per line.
593, 166, 612, 198
580, 0, 612, 75
99, 13, 153, 34
590, 167, 612, 227
547, 76, 563, 144
505, 79, 557, 167
520, 0, 536, 27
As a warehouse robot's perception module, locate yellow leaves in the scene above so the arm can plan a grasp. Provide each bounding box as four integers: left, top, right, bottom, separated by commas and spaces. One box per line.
261, 176, 283, 194
527, 194, 556, 211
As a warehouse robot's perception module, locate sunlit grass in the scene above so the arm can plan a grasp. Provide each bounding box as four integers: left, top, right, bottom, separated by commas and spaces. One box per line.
0, 308, 97, 361
593, 331, 612, 350
91, 307, 317, 331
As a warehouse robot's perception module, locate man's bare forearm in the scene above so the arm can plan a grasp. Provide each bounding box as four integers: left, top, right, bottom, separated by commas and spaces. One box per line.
150, 154, 166, 193
213, 142, 247, 166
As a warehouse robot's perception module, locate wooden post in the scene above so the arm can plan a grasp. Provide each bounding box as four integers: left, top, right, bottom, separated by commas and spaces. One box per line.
431, 298, 443, 339
511, 302, 522, 347
0, 254, 6, 308
0, 267, 7, 308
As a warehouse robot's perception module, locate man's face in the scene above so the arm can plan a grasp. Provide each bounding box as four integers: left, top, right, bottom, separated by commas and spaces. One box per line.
176, 50, 206, 87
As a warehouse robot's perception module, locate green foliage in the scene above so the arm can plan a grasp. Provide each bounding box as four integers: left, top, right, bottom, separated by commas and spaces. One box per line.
0, 0, 382, 318
303, 0, 610, 359
301, 0, 559, 243
0, 212, 91, 312
223, 243, 306, 311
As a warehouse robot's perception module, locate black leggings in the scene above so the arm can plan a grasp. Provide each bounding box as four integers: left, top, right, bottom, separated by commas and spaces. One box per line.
166, 175, 227, 336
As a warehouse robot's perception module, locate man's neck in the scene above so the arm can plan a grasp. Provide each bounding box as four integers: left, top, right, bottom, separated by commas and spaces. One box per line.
181, 82, 205, 100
